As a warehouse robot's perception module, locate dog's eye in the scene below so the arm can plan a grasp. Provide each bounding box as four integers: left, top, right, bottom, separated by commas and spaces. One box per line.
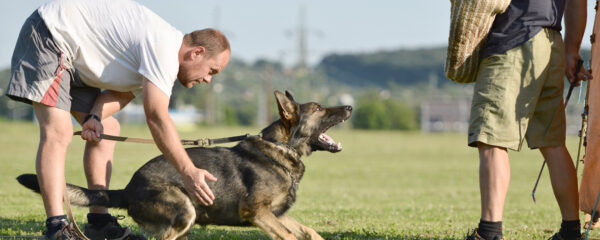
315, 106, 323, 111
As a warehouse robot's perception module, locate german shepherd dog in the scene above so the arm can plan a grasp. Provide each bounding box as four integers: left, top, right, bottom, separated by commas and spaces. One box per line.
18, 90, 352, 240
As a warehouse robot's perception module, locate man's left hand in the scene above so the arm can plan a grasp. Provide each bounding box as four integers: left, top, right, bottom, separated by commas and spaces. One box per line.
566, 54, 593, 86
81, 114, 103, 142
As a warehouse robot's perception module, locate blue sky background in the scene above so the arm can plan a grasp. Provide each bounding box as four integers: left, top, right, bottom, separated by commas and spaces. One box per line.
0, 1, 596, 68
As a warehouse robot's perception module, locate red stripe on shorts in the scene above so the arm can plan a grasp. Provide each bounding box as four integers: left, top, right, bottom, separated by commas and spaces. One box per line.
40, 50, 66, 107
39, 71, 63, 107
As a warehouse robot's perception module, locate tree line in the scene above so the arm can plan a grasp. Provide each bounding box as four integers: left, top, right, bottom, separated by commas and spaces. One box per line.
0, 46, 504, 131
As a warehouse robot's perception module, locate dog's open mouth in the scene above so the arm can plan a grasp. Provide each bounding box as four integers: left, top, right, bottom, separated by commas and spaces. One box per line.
318, 132, 342, 152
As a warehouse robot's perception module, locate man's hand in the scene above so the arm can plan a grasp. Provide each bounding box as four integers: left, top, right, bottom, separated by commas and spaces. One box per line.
564, 0, 590, 85
81, 114, 103, 142
565, 54, 592, 86
182, 166, 218, 206
142, 78, 218, 206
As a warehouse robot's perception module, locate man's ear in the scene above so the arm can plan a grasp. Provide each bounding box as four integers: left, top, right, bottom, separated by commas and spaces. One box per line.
191, 46, 206, 60
274, 90, 296, 126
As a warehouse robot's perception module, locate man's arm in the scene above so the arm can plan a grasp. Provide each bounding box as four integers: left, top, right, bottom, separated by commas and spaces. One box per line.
80, 90, 135, 141
564, 0, 592, 83
141, 78, 217, 206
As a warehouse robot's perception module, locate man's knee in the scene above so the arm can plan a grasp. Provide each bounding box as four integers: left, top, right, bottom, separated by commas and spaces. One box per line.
477, 142, 507, 153
34, 104, 73, 147
102, 116, 120, 135
539, 144, 567, 154
39, 126, 73, 148
539, 145, 569, 160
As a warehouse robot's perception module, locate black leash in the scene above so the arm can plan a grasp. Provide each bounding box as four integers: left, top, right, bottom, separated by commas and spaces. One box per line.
196, 133, 256, 146
74, 131, 257, 146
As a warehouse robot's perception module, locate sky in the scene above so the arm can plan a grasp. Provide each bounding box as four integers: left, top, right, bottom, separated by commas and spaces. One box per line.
0, 1, 596, 69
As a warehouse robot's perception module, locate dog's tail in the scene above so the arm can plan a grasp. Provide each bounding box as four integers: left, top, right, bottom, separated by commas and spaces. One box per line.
17, 174, 128, 209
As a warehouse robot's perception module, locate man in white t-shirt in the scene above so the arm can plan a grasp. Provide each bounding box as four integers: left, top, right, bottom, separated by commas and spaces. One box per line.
6, 1, 230, 239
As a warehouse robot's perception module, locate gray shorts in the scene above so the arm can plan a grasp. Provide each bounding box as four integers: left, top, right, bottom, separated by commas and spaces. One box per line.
6, 11, 100, 113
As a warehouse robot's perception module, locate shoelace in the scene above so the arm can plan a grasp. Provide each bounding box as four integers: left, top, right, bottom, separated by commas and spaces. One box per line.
54, 223, 88, 240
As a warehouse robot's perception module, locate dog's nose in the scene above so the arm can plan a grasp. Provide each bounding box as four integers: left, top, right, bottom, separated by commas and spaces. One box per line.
345, 106, 352, 111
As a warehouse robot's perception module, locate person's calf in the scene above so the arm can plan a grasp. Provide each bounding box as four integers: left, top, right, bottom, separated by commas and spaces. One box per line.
541, 146, 580, 220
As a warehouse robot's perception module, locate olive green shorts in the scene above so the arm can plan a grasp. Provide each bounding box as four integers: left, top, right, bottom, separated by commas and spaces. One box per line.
468, 28, 566, 151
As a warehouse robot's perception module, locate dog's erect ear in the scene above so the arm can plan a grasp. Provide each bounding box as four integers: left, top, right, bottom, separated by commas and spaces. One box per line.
284, 90, 296, 103
274, 91, 297, 124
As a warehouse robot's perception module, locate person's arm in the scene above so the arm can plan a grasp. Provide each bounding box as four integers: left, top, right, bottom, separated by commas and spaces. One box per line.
80, 90, 135, 141
141, 78, 217, 206
564, 0, 592, 84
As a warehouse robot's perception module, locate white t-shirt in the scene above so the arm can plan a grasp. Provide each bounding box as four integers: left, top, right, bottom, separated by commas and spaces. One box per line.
37, 0, 183, 97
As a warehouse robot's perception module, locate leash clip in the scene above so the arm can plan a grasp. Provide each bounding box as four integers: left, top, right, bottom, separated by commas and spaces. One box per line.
197, 138, 211, 146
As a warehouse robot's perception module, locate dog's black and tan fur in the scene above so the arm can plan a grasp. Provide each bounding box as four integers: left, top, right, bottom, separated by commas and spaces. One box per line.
18, 90, 352, 240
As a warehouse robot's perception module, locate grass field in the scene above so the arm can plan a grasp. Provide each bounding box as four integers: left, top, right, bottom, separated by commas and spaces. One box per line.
0, 119, 598, 239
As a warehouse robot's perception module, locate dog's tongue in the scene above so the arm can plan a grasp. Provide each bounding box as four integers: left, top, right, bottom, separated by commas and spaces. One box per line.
319, 133, 342, 151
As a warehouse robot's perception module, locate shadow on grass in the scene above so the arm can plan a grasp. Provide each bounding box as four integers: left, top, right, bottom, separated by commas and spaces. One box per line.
321, 231, 460, 240
1, 218, 461, 240
190, 227, 461, 240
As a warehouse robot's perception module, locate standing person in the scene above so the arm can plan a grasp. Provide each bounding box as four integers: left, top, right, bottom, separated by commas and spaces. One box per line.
464, 0, 591, 239
6, 0, 230, 239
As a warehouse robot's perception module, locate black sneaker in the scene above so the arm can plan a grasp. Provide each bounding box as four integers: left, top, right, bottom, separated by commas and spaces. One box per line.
45, 219, 87, 240
465, 228, 505, 240
83, 215, 146, 240
548, 232, 583, 240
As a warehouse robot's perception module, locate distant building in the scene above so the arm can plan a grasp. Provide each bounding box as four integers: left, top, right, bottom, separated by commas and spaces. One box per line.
420, 94, 585, 135
420, 96, 471, 132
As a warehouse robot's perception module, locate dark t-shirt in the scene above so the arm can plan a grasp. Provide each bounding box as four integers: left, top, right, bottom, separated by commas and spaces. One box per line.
480, 0, 566, 59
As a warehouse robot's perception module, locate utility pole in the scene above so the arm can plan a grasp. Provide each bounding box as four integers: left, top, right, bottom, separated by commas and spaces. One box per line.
264, 64, 274, 124
296, 5, 308, 70
205, 6, 222, 125
293, 5, 310, 100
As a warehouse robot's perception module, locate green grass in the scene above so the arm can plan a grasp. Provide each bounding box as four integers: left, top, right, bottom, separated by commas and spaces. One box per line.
0, 120, 597, 239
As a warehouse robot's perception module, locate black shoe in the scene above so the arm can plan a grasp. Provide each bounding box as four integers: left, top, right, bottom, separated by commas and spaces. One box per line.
465, 228, 505, 240
84, 215, 146, 240
548, 232, 583, 240
44, 219, 86, 240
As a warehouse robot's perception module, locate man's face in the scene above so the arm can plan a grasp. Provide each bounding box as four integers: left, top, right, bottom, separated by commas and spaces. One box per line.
178, 48, 230, 88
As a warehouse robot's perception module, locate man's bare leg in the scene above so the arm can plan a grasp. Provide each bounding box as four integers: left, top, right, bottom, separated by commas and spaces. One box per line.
478, 143, 510, 222
540, 145, 580, 239
33, 103, 74, 217
540, 145, 579, 220
72, 112, 120, 214
474, 143, 510, 240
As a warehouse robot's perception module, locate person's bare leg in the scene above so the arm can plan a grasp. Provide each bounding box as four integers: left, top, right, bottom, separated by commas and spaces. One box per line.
34, 103, 74, 217
73, 112, 120, 214
478, 143, 510, 222
540, 145, 579, 221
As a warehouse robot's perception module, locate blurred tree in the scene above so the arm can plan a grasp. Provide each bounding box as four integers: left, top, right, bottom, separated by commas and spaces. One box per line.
352, 91, 418, 130
1, 47, 589, 127
0, 69, 33, 120
222, 105, 239, 126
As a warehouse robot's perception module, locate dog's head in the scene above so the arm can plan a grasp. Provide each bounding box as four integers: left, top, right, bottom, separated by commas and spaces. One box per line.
261, 90, 352, 156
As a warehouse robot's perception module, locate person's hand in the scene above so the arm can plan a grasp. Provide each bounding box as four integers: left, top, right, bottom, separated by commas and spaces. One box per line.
566, 54, 593, 86
182, 167, 217, 206
81, 114, 103, 142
